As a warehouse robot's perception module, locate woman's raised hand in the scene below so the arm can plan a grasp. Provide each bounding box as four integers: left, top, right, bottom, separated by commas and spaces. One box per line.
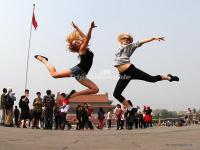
91, 21, 97, 28
154, 37, 165, 41
71, 21, 77, 29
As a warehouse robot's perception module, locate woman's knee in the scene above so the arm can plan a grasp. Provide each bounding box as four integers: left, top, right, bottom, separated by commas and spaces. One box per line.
113, 90, 119, 99
91, 87, 99, 94
51, 75, 57, 78
51, 72, 63, 78
51, 72, 58, 78
113, 91, 124, 103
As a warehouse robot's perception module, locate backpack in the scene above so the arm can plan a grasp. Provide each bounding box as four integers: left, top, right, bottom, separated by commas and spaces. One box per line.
4, 94, 14, 109
1, 94, 6, 107
98, 111, 105, 120
44, 95, 54, 108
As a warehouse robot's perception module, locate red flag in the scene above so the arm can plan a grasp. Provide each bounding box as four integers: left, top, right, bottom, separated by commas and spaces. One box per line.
32, 12, 38, 30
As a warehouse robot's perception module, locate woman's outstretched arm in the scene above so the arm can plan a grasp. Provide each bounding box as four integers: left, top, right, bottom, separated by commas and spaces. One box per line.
71, 21, 86, 39
79, 21, 97, 54
140, 37, 165, 44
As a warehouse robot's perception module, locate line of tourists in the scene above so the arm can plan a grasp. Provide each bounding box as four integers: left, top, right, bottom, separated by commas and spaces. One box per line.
0, 87, 156, 130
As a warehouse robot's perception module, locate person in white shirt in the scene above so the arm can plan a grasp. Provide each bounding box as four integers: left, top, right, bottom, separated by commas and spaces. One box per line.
106, 109, 112, 128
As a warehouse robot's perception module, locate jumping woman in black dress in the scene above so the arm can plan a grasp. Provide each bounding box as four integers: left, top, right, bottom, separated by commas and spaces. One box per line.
35, 21, 99, 98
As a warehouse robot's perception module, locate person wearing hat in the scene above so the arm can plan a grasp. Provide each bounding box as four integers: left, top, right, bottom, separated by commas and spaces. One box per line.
113, 33, 179, 111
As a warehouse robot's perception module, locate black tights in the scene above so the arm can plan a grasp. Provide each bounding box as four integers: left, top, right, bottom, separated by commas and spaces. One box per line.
113, 64, 162, 103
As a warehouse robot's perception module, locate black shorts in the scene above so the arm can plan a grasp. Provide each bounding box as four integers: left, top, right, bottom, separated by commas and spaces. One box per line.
70, 66, 87, 80
20, 111, 30, 120
33, 111, 42, 120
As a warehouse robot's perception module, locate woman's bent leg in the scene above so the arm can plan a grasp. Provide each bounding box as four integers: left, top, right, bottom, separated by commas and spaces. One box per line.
70, 78, 99, 98
113, 77, 132, 108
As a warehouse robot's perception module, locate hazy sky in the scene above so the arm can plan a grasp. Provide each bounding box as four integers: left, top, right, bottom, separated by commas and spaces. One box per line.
0, 0, 200, 111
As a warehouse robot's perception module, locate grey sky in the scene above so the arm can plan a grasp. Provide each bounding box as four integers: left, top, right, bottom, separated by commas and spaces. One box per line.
0, 0, 200, 111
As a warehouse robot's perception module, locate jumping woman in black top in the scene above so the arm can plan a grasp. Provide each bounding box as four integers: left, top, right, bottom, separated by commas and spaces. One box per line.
113, 33, 179, 110
35, 21, 99, 98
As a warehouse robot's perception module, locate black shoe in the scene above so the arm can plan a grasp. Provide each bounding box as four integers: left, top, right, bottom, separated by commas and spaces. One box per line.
23, 125, 27, 128
34, 55, 48, 61
67, 126, 72, 130
66, 90, 76, 99
168, 74, 179, 82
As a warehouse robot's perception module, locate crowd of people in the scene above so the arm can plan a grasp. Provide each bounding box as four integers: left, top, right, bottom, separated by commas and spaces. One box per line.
0, 88, 71, 129
111, 102, 153, 130
0, 88, 155, 130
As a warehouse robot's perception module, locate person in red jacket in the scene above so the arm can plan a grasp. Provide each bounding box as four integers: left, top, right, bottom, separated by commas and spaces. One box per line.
59, 93, 71, 130
144, 106, 153, 128
114, 104, 122, 130
85, 103, 93, 130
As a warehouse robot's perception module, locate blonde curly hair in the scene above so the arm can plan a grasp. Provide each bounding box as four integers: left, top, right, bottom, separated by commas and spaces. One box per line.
118, 33, 133, 43
66, 30, 83, 52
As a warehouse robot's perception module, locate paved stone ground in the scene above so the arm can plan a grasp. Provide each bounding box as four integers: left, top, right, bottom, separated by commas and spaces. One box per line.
0, 125, 200, 150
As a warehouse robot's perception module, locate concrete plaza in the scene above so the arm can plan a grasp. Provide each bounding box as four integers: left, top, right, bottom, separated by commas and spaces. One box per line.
0, 125, 200, 150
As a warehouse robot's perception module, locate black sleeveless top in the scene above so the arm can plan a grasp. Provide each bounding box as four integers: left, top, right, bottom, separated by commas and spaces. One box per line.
77, 50, 94, 74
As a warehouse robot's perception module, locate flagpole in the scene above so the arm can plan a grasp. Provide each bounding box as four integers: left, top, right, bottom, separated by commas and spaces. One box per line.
25, 4, 35, 90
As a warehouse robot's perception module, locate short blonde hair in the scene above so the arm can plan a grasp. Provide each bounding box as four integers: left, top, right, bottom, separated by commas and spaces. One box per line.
118, 33, 133, 43
66, 30, 82, 52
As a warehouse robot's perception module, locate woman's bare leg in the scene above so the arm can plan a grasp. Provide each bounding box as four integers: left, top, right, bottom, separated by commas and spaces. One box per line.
161, 75, 171, 81
122, 100, 132, 109
36, 55, 72, 78
70, 78, 99, 98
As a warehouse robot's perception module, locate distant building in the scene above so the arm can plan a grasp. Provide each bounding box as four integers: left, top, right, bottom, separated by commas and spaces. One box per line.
67, 93, 115, 124
178, 111, 187, 118
68, 93, 115, 114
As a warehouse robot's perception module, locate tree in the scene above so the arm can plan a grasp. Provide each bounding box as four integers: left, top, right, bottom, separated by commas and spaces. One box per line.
153, 109, 178, 119
192, 108, 197, 114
